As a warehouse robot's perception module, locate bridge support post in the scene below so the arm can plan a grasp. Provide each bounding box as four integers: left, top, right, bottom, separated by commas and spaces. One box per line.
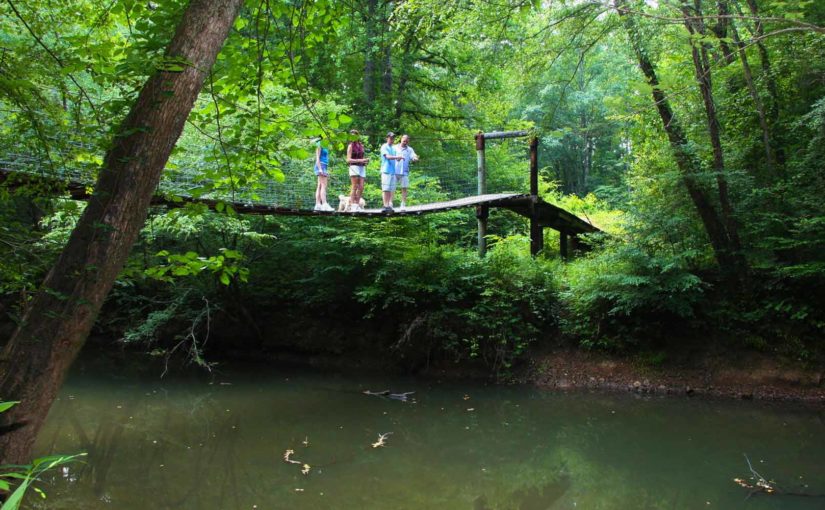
529, 136, 539, 196
560, 230, 569, 260
570, 234, 580, 256
476, 132, 488, 257
530, 216, 544, 256
477, 205, 489, 257
529, 136, 544, 256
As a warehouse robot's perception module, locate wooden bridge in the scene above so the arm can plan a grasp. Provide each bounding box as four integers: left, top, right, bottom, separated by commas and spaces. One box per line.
0, 130, 600, 258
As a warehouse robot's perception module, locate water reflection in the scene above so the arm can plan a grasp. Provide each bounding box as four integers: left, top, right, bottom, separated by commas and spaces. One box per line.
28, 359, 825, 509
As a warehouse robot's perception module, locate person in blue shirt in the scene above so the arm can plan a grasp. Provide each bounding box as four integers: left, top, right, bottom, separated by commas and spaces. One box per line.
313, 138, 333, 211
380, 132, 404, 212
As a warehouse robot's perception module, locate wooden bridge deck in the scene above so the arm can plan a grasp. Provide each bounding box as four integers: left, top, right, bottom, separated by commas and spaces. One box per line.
0, 168, 599, 236
238, 193, 598, 234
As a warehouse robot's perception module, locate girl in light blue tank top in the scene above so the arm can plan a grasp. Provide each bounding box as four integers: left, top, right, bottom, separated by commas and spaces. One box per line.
314, 139, 332, 211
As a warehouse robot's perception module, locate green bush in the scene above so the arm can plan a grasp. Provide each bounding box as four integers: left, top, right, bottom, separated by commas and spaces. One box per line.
559, 241, 705, 350
353, 234, 558, 375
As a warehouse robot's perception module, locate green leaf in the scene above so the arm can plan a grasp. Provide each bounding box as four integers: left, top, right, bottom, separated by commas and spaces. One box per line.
2, 475, 32, 510
0, 401, 19, 413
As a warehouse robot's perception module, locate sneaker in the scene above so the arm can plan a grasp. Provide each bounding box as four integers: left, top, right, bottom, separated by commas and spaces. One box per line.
322, 203, 334, 212
313, 204, 323, 211
381, 206, 393, 213
399, 202, 406, 211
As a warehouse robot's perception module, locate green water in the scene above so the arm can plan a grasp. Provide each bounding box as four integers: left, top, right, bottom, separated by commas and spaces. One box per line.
29, 358, 825, 509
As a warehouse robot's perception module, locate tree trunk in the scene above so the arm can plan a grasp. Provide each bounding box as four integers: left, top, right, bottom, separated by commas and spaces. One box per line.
363, 0, 378, 105
617, 1, 741, 275
0, 0, 242, 464
394, 36, 416, 122
744, 0, 784, 165
681, 0, 744, 257
577, 52, 591, 195
380, 1, 394, 118
583, 135, 594, 194
730, 20, 776, 171
711, 0, 735, 64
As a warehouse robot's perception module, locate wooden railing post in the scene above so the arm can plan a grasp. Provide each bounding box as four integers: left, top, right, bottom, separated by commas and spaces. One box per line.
476, 132, 487, 257
530, 212, 544, 256
529, 136, 543, 256
529, 136, 539, 197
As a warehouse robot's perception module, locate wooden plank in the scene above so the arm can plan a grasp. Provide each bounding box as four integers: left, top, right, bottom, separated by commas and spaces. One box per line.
0, 167, 600, 233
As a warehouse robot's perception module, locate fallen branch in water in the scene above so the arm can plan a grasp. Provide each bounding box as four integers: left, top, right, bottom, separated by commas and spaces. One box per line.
283, 449, 301, 465
734, 454, 825, 499
363, 389, 390, 396
283, 449, 311, 476
362, 390, 416, 402
371, 432, 393, 448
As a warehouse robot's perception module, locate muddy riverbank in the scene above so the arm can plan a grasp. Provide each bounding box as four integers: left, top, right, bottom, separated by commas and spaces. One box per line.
528, 349, 825, 403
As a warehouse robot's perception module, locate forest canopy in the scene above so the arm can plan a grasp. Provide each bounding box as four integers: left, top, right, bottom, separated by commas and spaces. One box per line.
1, 0, 824, 372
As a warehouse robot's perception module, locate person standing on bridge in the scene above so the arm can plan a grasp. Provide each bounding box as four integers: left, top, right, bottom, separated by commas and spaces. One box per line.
346, 129, 369, 212
313, 137, 333, 212
394, 134, 419, 211
380, 131, 404, 213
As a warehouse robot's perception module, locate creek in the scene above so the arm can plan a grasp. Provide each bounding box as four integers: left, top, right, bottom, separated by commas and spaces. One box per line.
29, 354, 825, 509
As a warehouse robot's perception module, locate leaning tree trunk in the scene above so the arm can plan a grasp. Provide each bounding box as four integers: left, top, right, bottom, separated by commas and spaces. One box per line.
743, 0, 784, 165
616, 1, 741, 275
681, 0, 744, 258
0, 0, 242, 464
730, 20, 777, 171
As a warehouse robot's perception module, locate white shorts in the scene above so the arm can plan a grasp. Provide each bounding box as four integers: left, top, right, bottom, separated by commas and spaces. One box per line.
399, 175, 409, 188
349, 165, 366, 178
381, 173, 397, 192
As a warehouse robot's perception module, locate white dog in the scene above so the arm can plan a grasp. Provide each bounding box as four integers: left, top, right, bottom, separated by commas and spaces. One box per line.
337, 195, 366, 212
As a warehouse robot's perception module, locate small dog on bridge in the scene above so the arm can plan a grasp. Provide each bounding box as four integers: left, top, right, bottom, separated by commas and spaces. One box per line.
337, 195, 366, 212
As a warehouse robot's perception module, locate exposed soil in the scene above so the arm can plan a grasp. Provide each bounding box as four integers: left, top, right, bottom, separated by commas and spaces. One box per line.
528, 349, 825, 404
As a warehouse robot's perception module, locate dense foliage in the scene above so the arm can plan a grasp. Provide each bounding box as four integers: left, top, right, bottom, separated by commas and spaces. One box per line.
2, 0, 825, 375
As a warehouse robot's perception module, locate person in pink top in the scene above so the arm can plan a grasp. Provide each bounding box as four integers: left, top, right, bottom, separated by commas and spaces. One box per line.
346, 129, 369, 211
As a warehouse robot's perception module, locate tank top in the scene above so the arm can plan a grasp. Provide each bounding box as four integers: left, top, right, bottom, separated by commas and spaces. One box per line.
317, 142, 329, 165
349, 141, 364, 161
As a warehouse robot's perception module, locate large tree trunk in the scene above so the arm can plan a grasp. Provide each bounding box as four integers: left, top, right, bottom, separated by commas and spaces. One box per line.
0, 0, 242, 464
617, 1, 742, 276
681, 0, 744, 257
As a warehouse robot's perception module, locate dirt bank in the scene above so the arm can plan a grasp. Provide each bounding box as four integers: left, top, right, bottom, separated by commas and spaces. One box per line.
529, 350, 825, 403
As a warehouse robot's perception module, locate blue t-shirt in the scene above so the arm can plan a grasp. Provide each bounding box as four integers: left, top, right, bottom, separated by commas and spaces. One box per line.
380, 143, 396, 174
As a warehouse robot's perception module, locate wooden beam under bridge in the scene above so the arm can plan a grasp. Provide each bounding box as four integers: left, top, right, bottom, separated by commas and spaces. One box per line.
1, 167, 600, 255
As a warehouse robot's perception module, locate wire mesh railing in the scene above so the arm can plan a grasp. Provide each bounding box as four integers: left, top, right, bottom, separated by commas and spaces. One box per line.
0, 136, 533, 210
